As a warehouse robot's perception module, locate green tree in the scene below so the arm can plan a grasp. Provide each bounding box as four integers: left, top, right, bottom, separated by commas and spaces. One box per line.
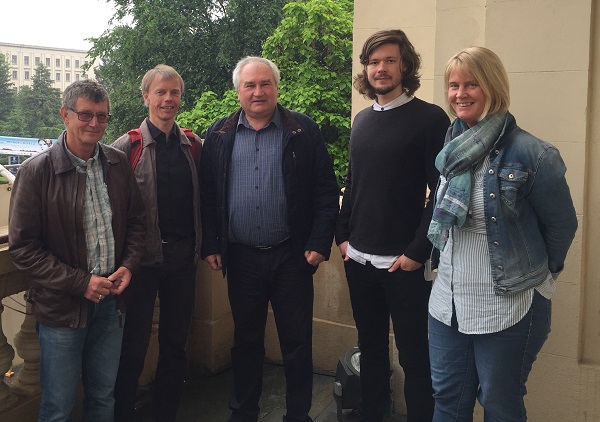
88, 0, 289, 141
263, 0, 353, 185
4, 65, 63, 138
180, 0, 353, 186
0, 52, 16, 125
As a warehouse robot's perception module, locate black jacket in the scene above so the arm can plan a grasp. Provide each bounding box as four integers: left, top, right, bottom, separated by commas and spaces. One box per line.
200, 104, 339, 274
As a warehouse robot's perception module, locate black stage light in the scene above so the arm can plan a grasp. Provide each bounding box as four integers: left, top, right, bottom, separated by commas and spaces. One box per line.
333, 347, 361, 421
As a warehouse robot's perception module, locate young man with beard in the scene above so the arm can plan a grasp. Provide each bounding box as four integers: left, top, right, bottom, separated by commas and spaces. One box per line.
336, 30, 450, 422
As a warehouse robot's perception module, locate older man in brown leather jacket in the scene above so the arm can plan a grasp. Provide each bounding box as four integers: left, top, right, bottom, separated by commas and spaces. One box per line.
9, 79, 145, 422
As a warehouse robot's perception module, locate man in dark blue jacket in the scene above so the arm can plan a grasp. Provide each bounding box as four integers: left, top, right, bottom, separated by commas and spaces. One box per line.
201, 56, 339, 422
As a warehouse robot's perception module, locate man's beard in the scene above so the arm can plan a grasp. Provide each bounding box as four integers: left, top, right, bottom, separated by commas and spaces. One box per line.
373, 80, 401, 96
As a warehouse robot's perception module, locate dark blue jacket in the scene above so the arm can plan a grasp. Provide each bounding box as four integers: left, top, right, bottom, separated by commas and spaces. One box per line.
200, 104, 339, 274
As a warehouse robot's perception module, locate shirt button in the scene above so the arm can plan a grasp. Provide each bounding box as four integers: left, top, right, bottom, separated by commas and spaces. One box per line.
488, 169, 495, 175
494, 150, 500, 155
508, 173, 515, 179
490, 193, 496, 199
491, 216, 497, 222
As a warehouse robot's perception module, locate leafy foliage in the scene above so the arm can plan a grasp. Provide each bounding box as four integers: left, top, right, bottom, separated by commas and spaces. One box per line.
0, 53, 16, 125
87, 0, 289, 142
2, 65, 63, 138
180, 0, 353, 186
263, 0, 353, 186
177, 90, 240, 135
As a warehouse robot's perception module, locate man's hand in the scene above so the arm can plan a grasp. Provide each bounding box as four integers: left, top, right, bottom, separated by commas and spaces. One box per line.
338, 241, 350, 262
205, 254, 222, 271
389, 255, 422, 273
108, 266, 132, 295
84, 274, 114, 303
305, 250, 325, 266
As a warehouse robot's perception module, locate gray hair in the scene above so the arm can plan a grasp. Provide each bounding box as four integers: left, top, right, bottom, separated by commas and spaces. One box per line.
140, 64, 185, 94
232, 56, 280, 89
62, 79, 110, 111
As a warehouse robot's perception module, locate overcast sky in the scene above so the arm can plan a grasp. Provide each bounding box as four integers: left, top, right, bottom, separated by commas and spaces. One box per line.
1, 0, 116, 51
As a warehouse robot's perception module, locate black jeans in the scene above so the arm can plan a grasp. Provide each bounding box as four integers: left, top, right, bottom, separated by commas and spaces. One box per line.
344, 259, 433, 422
227, 242, 314, 422
114, 238, 197, 422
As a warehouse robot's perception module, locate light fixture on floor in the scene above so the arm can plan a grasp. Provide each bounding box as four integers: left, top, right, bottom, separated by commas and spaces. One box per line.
333, 347, 361, 421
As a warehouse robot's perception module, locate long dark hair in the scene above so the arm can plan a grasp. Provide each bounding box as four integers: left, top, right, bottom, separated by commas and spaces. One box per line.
353, 29, 422, 99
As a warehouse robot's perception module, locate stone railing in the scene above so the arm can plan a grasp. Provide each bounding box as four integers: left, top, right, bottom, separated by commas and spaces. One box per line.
0, 227, 43, 421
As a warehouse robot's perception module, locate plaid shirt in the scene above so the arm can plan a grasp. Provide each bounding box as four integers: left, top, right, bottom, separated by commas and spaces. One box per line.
65, 143, 115, 275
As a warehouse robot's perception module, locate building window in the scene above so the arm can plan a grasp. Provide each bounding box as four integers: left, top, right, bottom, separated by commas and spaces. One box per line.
25, 71, 30, 80
84, 60, 89, 67
66, 73, 71, 82
35, 57, 40, 65
12, 71, 17, 80
55, 58, 61, 67
75, 59, 80, 68
46, 58, 50, 66
75, 74, 80, 81
66, 59, 70, 68
56, 73, 60, 81
24, 56, 30, 66
12, 55, 17, 65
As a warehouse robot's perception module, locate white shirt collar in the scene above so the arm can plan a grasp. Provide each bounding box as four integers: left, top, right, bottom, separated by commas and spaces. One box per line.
372, 92, 414, 111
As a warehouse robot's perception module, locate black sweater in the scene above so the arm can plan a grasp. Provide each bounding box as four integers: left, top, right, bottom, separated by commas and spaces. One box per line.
336, 97, 449, 263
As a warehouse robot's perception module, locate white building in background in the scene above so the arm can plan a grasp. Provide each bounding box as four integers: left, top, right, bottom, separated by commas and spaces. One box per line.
0, 42, 98, 93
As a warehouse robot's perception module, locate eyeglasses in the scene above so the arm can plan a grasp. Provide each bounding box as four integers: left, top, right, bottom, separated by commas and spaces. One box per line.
68, 108, 111, 123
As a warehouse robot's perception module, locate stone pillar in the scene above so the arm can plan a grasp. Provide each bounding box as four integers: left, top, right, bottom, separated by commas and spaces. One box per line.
0, 302, 17, 410
11, 298, 41, 396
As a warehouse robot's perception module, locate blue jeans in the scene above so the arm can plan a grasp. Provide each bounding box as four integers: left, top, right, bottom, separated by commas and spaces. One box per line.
429, 291, 551, 422
38, 296, 123, 422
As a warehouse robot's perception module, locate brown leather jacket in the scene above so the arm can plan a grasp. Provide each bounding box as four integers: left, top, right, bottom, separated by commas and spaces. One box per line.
8, 133, 146, 328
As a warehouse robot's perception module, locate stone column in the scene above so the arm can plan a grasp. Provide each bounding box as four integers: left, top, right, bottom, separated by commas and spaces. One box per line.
11, 299, 41, 396
0, 302, 17, 410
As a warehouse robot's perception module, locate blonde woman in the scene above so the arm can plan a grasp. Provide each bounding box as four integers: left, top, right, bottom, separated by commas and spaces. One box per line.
427, 47, 577, 421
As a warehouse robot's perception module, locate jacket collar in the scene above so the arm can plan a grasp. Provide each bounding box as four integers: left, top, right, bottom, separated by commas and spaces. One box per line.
50, 131, 122, 175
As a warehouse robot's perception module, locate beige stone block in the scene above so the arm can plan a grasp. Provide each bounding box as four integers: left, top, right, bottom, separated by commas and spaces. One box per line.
544, 279, 581, 358
509, 71, 588, 144
354, 0, 438, 30
313, 258, 355, 327
312, 319, 359, 373
188, 312, 234, 374
579, 365, 600, 420
524, 353, 581, 421
435, 4, 486, 68
486, 0, 592, 73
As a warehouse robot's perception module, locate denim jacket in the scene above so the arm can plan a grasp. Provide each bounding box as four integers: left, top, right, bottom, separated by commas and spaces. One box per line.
439, 113, 577, 295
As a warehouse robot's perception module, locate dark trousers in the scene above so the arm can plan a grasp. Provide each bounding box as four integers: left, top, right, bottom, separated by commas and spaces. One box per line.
226, 242, 314, 422
344, 259, 434, 422
114, 238, 197, 422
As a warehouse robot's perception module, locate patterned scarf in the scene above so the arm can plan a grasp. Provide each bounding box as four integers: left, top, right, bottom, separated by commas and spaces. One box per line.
427, 113, 507, 250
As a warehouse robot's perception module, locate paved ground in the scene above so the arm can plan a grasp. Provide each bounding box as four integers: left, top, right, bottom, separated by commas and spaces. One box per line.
133, 363, 406, 422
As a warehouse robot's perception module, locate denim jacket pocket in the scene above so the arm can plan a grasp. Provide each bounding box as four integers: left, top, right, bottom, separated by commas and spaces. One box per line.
498, 168, 528, 209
